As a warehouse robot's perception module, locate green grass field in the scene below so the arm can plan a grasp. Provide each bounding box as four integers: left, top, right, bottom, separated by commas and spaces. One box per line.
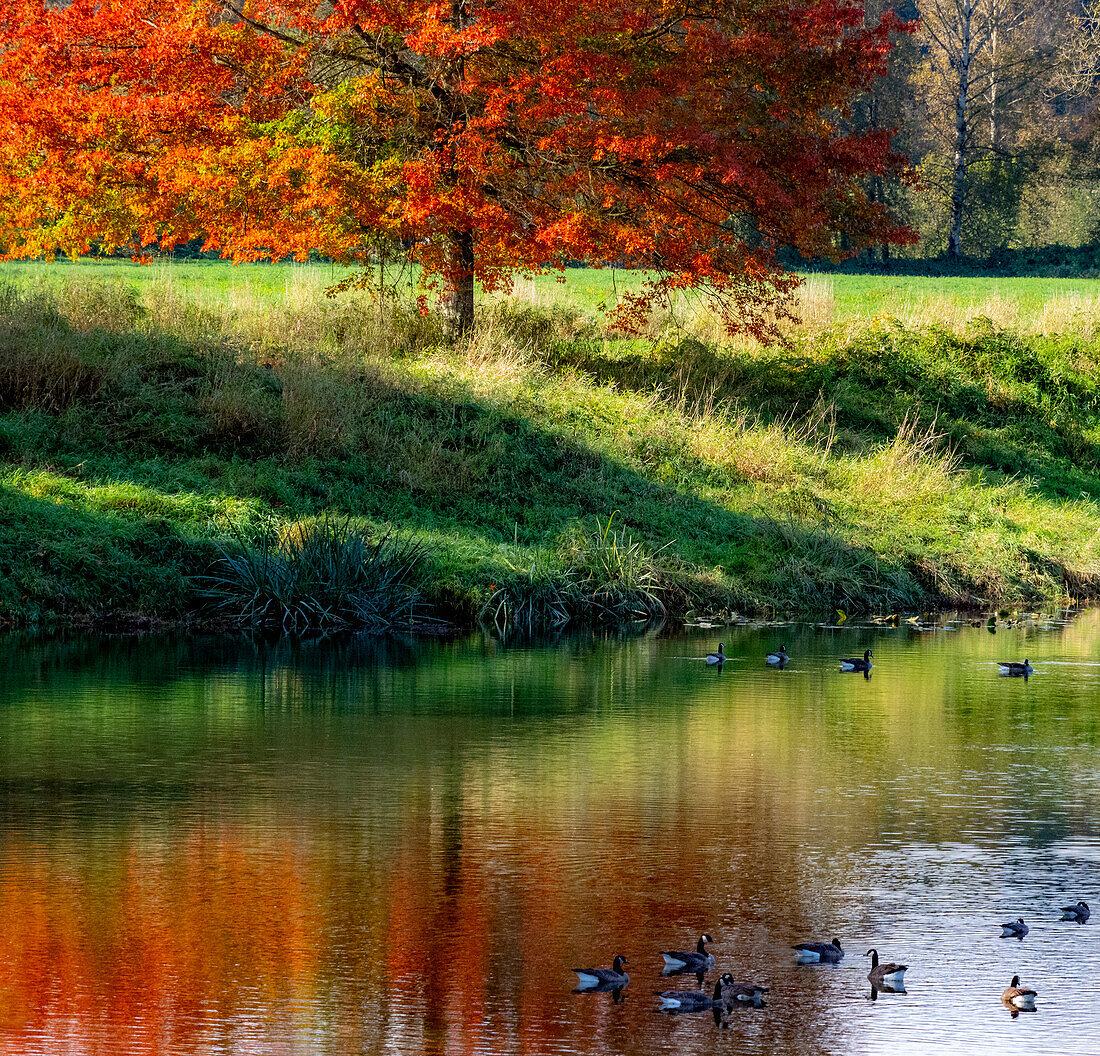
3, 260, 1100, 630
4, 258, 1100, 328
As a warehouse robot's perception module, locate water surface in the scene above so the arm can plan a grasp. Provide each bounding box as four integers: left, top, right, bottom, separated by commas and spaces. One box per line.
0, 616, 1098, 1054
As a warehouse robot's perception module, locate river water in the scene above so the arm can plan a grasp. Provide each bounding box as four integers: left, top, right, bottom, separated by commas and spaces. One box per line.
0, 615, 1098, 1055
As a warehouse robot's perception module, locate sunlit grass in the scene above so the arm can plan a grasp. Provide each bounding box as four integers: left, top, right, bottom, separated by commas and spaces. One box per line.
5, 257, 1100, 334
3, 264, 1100, 628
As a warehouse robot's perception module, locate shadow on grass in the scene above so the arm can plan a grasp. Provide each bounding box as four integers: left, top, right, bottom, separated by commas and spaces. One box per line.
0, 292, 1091, 627
0, 373, 931, 628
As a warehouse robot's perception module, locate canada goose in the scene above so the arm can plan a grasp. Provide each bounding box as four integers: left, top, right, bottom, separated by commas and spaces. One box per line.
791, 938, 844, 963
655, 979, 721, 1013
765, 645, 788, 666
717, 972, 769, 1005
660, 934, 715, 972
1059, 901, 1090, 923
999, 917, 1029, 938
998, 659, 1033, 677
706, 644, 726, 665
1002, 975, 1037, 1011
840, 649, 873, 672
573, 954, 629, 989
866, 949, 907, 989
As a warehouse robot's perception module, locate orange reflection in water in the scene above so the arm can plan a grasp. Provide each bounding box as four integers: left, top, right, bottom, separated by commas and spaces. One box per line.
0, 826, 320, 1055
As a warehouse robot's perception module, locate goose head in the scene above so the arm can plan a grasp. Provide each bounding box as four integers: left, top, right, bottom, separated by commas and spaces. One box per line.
612, 954, 628, 972
1010, 974, 1021, 987
864, 649, 873, 661
865, 948, 879, 968
832, 938, 843, 950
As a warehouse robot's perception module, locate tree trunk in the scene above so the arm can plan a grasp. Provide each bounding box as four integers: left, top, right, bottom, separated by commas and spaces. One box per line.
443, 229, 475, 339
948, 0, 973, 261
989, 17, 999, 149
440, 0, 474, 339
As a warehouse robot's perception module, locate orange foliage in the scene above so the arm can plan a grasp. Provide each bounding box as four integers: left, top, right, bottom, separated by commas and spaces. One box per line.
0, 0, 911, 335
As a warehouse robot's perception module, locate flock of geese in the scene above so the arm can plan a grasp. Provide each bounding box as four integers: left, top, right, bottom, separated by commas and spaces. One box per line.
575, 643, 1084, 1022
574, 903, 1091, 1020
704, 642, 1035, 677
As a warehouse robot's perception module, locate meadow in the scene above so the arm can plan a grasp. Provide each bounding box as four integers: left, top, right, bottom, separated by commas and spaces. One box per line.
3, 259, 1100, 630
9, 257, 1100, 330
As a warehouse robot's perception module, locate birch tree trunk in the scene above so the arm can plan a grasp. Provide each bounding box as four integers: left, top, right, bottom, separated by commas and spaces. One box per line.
948, 0, 974, 260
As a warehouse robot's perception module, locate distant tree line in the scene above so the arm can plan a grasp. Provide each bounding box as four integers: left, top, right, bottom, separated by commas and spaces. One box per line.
855, 0, 1100, 264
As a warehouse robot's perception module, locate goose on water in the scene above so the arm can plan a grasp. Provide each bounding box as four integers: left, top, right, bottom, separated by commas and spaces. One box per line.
717, 972, 769, 1006
655, 975, 729, 1013
997, 659, 1033, 677
573, 955, 629, 989
706, 644, 726, 665
866, 949, 907, 990
765, 645, 789, 666
1060, 900, 1090, 923
840, 649, 873, 672
657, 974, 767, 1014
654, 984, 716, 1013
791, 938, 844, 963
999, 917, 1029, 938
1002, 975, 1037, 1011
660, 934, 715, 972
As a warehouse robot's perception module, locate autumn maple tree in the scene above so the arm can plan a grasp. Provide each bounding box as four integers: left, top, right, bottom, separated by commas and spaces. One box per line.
0, 0, 909, 336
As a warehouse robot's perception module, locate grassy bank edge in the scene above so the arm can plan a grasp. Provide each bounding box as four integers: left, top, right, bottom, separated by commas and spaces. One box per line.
3, 272, 1100, 633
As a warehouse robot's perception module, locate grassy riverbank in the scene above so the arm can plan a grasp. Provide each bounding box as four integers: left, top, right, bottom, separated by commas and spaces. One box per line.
3, 264, 1100, 630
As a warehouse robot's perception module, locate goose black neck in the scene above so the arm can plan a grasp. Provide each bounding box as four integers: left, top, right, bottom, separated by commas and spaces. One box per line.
697, 936, 708, 954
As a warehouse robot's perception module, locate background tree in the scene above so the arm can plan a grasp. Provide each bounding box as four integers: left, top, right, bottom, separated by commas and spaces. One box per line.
909, 0, 1072, 257
0, 0, 909, 337
846, 0, 921, 267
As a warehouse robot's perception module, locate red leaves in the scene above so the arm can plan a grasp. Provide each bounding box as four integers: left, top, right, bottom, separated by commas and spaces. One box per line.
0, 0, 911, 338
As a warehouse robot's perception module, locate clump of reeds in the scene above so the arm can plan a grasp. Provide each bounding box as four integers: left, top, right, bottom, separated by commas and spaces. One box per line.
202, 516, 425, 631
480, 549, 577, 631
560, 513, 668, 620
482, 514, 670, 630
